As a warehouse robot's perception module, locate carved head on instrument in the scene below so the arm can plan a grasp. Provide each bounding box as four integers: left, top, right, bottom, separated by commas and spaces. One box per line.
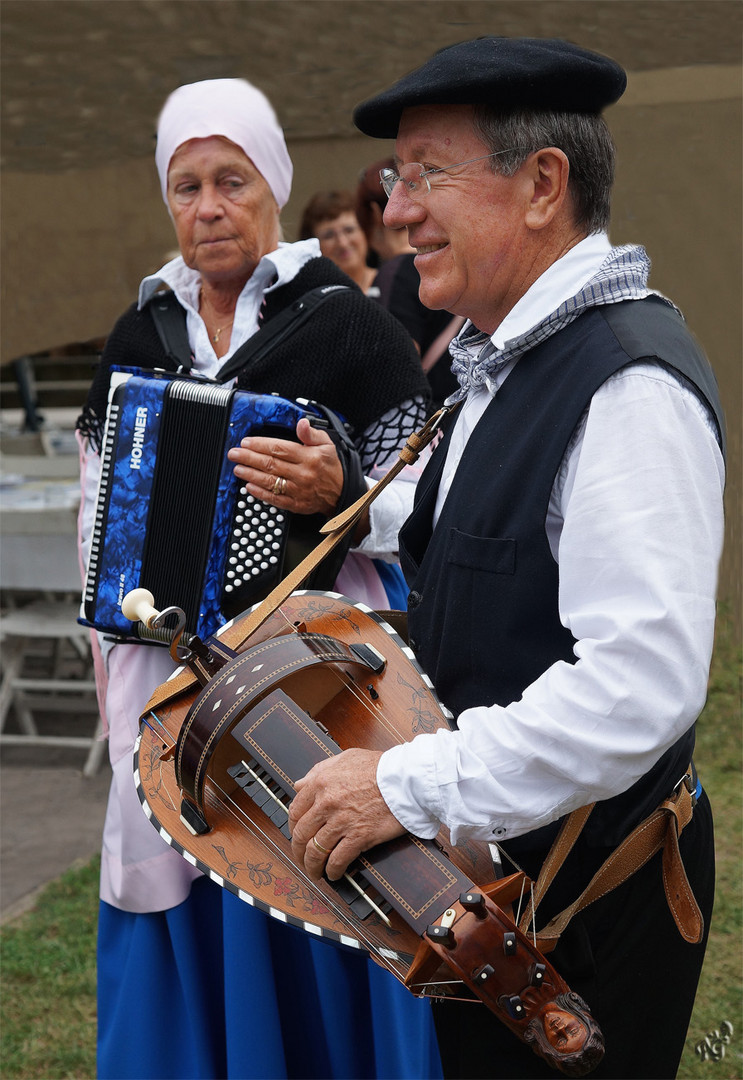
524, 991, 604, 1077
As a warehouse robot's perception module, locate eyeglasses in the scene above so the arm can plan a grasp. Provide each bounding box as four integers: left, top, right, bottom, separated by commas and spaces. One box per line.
379, 149, 519, 199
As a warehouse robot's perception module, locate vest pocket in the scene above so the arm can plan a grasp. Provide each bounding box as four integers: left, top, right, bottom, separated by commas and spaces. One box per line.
420, 530, 518, 708
446, 530, 516, 575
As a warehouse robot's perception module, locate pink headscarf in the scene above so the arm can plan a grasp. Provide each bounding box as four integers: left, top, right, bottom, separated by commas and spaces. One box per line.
155, 78, 293, 208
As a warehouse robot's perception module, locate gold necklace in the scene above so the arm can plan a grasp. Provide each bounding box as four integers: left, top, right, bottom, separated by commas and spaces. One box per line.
200, 289, 234, 344
212, 320, 233, 344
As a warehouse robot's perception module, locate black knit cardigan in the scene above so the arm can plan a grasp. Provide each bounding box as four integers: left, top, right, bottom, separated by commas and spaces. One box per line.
77, 257, 429, 452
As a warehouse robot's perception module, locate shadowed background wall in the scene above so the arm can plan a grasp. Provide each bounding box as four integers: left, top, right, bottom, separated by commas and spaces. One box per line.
1, 0, 740, 616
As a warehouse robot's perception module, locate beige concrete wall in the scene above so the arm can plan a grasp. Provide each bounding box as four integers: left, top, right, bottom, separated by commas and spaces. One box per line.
1, 66, 739, 614
608, 76, 741, 623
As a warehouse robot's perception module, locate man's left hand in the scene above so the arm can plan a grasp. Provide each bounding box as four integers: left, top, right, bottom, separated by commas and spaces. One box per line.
288, 749, 406, 881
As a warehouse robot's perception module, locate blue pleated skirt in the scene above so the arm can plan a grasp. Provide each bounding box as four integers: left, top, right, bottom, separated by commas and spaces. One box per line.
97, 876, 443, 1079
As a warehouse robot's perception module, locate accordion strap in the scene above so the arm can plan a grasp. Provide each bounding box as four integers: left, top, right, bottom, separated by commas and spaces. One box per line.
147, 291, 193, 369
147, 285, 351, 380
146, 403, 460, 712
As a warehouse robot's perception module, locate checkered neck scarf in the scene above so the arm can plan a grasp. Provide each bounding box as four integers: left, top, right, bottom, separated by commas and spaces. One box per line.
447, 244, 653, 403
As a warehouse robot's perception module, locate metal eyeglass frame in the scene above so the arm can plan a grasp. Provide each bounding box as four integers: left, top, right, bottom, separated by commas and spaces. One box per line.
379, 149, 519, 199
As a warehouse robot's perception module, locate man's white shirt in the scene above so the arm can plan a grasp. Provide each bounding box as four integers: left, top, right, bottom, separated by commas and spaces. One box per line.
375, 234, 725, 846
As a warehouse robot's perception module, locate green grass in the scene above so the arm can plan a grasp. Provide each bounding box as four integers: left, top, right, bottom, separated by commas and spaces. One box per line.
677, 605, 743, 1080
1, 857, 99, 1079
1, 608, 740, 1080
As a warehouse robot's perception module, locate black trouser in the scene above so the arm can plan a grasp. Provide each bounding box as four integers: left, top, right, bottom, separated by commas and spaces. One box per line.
433, 791, 715, 1079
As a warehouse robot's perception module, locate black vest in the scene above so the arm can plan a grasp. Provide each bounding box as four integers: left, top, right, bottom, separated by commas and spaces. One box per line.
399, 297, 724, 851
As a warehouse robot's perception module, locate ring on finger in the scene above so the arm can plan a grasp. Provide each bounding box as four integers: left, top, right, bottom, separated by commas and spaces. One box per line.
272, 475, 287, 496
312, 835, 332, 855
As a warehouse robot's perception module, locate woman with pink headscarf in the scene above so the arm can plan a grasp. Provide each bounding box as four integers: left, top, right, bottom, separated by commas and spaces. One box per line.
77, 77, 439, 1080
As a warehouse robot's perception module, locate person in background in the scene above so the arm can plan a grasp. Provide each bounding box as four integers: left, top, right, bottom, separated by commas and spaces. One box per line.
76, 76, 440, 1080
298, 189, 459, 409
286, 37, 726, 1079
298, 189, 379, 295
376, 252, 462, 411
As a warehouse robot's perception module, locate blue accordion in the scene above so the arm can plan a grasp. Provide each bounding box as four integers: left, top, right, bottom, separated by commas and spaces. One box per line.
80, 369, 331, 641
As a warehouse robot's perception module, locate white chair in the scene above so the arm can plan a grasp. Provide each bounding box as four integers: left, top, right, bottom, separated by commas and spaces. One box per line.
0, 462, 106, 776
0, 596, 106, 777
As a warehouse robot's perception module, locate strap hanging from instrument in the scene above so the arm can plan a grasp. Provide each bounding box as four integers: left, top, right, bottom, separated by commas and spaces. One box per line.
517, 769, 702, 949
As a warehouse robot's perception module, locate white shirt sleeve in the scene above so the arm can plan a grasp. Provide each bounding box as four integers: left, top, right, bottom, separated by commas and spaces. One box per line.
357, 467, 422, 559
377, 363, 725, 845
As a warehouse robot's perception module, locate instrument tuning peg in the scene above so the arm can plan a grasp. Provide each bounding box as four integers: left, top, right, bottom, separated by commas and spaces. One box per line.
503, 931, 517, 955
459, 891, 487, 917
426, 907, 457, 947
529, 962, 547, 986
426, 924, 455, 947
473, 963, 495, 982
506, 995, 526, 1020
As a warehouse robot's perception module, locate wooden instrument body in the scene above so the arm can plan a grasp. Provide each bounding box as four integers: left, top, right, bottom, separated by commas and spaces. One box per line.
136, 591, 605, 1074
136, 591, 495, 972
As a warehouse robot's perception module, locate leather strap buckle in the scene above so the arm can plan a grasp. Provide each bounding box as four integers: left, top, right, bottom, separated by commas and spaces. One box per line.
684, 770, 697, 803
671, 767, 697, 808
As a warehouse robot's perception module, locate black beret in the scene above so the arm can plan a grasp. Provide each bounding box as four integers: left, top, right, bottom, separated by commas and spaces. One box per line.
354, 37, 627, 138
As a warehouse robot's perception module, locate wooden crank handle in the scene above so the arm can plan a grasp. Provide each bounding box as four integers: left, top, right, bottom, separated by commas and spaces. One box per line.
121, 588, 190, 664
121, 588, 160, 627
121, 589, 234, 681
122, 587, 185, 637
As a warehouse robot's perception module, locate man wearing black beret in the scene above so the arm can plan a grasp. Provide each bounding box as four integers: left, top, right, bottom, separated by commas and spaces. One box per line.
289, 37, 725, 1078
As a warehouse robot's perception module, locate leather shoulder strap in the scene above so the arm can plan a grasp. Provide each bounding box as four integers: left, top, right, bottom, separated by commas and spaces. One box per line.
517, 773, 702, 949
215, 285, 351, 384
146, 284, 352, 383
147, 291, 193, 370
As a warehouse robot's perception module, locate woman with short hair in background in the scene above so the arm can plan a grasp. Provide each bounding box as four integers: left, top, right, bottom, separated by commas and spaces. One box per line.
299, 189, 378, 295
